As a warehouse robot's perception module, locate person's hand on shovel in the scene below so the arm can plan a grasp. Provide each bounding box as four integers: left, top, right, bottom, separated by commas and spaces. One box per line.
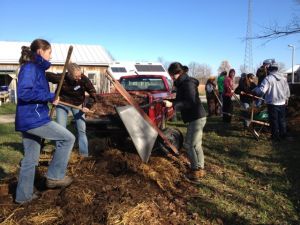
163, 100, 173, 108
52, 97, 60, 106
82, 107, 95, 114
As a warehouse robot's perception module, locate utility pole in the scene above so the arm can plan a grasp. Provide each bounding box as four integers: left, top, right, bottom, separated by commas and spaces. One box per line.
288, 44, 295, 83
244, 0, 253, 74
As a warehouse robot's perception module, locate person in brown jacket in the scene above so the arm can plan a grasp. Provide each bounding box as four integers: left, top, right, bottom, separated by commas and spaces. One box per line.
46, 63, 96, 157
205, 77, 219, 116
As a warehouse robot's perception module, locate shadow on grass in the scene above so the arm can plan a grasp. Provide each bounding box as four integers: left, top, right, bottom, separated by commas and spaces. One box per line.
0, 167, 7, 180
275, 138, 300, 214
189, 196, 252, 225
2, 142, 23, 154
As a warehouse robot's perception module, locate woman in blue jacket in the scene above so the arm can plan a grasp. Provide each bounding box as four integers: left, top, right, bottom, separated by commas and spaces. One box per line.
15, 39, 75, 204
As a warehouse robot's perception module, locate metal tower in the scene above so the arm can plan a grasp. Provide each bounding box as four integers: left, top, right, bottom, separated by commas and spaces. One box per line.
244, 0, 253, 73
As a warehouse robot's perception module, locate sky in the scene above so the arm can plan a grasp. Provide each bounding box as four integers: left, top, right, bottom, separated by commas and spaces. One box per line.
1, 0, 300, 75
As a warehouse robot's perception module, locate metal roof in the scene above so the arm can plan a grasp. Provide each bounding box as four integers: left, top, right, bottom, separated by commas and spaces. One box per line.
0, 41, 114, 66
285, 64, 300, 74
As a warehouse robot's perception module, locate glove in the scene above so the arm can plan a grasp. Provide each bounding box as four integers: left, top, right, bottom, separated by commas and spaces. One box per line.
163, 100, 173, 107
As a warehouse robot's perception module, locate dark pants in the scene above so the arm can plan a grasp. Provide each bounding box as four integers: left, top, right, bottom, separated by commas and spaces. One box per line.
267, 104, 287, 140
222, 95, 233, 123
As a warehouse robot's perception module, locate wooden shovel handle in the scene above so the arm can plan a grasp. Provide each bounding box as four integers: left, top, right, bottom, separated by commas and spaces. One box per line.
58, 101, 82, 110
49, 45, 73, 118
58, 101, 95, 114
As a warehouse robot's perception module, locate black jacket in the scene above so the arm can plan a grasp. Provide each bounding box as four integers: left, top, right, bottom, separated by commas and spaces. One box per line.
234, 78, 257, 104
46, 72, 97, 109
174, 74, 207, 123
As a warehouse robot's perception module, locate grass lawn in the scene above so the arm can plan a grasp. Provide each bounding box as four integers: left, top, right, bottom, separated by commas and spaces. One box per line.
0, 107, 299, 224
0, 103, 16, 115
167, 115, 300, 224
0, 123, 22, 178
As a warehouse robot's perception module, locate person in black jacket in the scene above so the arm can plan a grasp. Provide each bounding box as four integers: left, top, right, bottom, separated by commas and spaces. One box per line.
46, 63, 96, 157
235, 73, 257, 109
164, 62, 207, 181
234, 73, 257, 127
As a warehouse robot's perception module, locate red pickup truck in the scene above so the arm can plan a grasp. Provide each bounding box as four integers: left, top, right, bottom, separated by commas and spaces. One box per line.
86, 73, 182, 153
87, 74, 174, 128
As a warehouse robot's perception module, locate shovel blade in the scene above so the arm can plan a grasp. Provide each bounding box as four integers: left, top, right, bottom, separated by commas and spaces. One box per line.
116, 105, 158, 163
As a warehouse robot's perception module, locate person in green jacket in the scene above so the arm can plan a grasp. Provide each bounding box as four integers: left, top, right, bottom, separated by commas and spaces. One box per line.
217, 71, 227, 107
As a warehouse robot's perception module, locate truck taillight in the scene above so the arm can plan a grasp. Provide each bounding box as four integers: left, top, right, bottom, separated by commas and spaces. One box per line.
149, 106, 155, 121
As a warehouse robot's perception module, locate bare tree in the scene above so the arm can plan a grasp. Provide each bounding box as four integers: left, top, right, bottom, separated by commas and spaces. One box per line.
188, 62, 212, 84
188, 62, 198, 77
157, 57, 171, 71
217, 60, 231, 74
253, 1, 300, 40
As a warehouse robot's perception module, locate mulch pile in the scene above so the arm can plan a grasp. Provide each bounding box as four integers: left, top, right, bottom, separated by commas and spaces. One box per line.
88, 93, 148, 119
287, 96, 300, 133
0, 139, 201, 224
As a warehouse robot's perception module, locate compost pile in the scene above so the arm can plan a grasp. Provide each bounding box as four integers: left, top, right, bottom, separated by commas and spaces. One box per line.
88, 93, 148, 119
287, 96, 300, 133
0, 141, 201, 224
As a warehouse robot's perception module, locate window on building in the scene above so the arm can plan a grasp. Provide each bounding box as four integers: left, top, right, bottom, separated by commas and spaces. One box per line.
88, 73, 96, 85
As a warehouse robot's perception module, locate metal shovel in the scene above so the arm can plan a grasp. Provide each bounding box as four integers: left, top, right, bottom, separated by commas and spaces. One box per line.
116, 105, 158, 163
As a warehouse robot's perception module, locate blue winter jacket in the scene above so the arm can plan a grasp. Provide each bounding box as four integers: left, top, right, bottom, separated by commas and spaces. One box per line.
15, 55, 55, 132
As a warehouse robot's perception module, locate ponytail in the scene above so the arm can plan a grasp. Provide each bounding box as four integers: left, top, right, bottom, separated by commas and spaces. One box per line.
19, 39, 51, 65
19, 46, 34, 65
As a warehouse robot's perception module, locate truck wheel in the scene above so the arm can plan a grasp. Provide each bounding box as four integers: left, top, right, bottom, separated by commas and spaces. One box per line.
156, 128, 183, 155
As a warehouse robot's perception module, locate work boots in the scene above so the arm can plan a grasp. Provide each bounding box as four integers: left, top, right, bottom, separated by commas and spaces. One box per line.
187, 169, 206, 182
46, 176, 73, 189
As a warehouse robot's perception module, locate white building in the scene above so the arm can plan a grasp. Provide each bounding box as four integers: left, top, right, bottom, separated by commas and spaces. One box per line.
285, 64, 300, 83
0, 41, 114, 103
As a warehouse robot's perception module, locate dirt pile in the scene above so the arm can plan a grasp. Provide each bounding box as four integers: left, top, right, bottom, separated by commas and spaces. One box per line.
0, 142, 201, 225
287, 96, 300, 133
88, 93, 148, 119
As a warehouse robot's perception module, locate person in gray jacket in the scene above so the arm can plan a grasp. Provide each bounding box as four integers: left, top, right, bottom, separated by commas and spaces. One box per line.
253, 59, 290, 141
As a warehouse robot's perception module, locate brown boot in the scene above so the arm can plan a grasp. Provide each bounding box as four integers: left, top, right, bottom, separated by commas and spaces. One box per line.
46, 176, 73, 189
187, 169, 206, 181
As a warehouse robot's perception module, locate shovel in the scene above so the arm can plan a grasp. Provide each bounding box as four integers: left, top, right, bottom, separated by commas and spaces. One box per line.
116, 105, 158, 163
58, 100, 95, 114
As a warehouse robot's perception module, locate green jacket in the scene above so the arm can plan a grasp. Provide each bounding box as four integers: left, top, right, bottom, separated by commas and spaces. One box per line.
217, 75, 225, 93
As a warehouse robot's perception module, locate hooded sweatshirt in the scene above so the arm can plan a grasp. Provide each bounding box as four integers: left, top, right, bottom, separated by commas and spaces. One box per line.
254, 71, 290, 105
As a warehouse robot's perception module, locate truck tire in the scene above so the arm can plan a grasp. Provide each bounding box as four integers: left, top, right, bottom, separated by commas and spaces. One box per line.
155, 127, 183, 155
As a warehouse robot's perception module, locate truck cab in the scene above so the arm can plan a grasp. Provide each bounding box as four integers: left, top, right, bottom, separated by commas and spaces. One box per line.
86, 61, 175, 129
118, 74, 175, 128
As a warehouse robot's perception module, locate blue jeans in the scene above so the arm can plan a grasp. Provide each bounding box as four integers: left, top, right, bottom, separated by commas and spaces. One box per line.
241, 102, 250, 127
267, 104, 287, 140
56, 105, 88, 156
16, 121, 75, 203
184, 117, 207, 170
